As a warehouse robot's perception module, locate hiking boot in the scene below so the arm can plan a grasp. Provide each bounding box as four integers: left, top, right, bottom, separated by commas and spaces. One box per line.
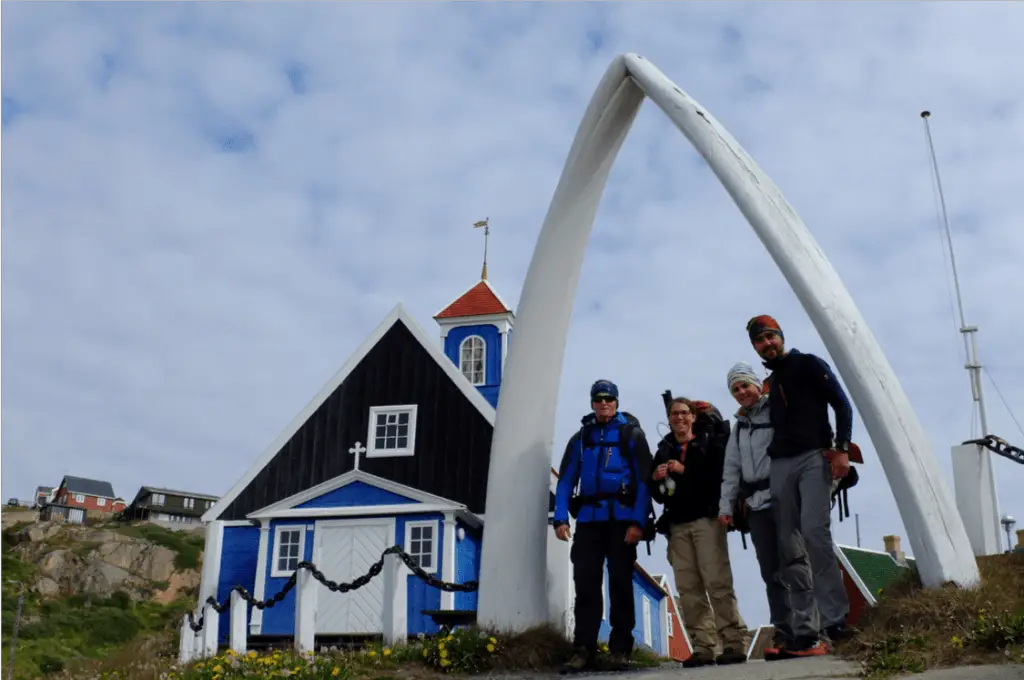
764, 634, 791, 662
607, 652, 630, 671
681, 648, 715, 668
824, 623, 857, 643
778, 637, 829, 659
716, 647, 747, 665
560, 648, 591, 674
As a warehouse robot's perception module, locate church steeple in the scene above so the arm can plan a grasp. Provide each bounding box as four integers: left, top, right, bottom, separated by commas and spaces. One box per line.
434, 253, 514, 409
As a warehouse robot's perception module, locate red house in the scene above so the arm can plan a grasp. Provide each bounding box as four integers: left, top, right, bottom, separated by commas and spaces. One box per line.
833, 535, 917, 627
52, 475, 126, 514
648, 572, 692, 662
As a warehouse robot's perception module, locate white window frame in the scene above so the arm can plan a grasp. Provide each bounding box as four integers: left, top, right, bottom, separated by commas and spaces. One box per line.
151, 493, 165, 505
367, 405, 418, 458
183, 497, 195, 509
271, 525, 306, 577
404, 520, 439, 574
73, 493, 85, 503
96, 498, 107, 507
666, 609, 673, 637
458, 335, 486, 386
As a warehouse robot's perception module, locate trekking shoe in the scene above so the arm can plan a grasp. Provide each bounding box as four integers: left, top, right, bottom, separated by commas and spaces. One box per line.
607, 652, 630, 671
764, 634, 791, 662
778, 637, 829, 658
824, 623, 857, 643
716, 647, 747, 665
560, 649, 591, 674
681, 649, 715, 668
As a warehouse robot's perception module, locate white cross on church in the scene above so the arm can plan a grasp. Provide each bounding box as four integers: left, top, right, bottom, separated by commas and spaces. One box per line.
349, 441, 367, 471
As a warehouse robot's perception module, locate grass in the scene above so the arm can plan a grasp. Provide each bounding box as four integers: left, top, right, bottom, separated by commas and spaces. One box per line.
112, 523, 206, 570
61, 624, 665, 680
838, 552, 1024, 678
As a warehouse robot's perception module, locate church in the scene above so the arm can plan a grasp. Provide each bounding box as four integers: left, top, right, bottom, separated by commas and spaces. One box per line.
194, 268, 688, 658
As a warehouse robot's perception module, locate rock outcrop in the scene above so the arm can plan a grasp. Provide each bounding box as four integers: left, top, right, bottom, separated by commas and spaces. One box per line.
7, 521, 202, 602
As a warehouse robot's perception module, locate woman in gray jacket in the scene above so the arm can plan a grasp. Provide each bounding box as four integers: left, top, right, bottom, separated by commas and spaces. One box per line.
718, 362, 793, 652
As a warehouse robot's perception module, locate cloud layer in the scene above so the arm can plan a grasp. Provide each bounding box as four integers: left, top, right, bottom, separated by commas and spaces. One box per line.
4, 1, 1023, 629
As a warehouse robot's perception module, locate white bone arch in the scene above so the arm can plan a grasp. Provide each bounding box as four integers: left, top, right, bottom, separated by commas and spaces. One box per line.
476, 53, 980, 631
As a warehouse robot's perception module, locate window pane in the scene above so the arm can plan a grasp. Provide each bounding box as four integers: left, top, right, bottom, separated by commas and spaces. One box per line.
277, 558, 288, 572
375, 436, 386, 449
411, 526, 421, 540
396, 436, 408, 449
386, 424, 397, 438
421, 554, 432, 569
376, 425, 386, 438
398, 412, 409, 425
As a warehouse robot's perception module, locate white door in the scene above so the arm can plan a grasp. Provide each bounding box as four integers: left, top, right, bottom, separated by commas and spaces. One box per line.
69, 508, 85, 524
314, 519, 392, 634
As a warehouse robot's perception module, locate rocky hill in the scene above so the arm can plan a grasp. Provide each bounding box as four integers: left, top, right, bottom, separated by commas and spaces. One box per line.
1, 509, 204, 678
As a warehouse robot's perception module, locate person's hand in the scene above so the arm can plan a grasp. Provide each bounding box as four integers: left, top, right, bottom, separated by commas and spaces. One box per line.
829, 451, 850, 479
654, 464, 669, 481
555, 524, 572, 541
624, 526, 643, 545
668, 460, 685, 475
718, 514, 733, 527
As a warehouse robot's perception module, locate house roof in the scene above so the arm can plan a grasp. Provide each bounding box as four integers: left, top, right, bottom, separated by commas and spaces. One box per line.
203, 303, 498, 523
434, 280, 513, 320
837, 544, 916, 598
139, 486, 220, 502
61, 476, 115, 499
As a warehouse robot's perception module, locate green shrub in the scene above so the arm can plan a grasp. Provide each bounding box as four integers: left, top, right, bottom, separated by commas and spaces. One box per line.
36, 655, 65, 675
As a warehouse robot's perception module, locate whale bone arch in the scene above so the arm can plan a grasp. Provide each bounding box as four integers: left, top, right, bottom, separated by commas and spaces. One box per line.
475, 53, 979, 632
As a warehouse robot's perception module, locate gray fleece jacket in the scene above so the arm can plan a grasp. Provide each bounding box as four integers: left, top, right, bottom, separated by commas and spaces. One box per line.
719, 395, 774, 515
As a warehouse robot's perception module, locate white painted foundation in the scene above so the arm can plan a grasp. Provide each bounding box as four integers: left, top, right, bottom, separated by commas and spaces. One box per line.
476, 53, 979, 633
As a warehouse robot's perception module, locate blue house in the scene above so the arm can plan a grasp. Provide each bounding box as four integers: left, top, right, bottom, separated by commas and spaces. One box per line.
194, 274, 672, 655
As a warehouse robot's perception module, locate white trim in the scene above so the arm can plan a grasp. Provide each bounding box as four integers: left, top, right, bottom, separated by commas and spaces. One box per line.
834, 542, 878, 606
252, 503, 462, 521
270, 524, 307, 578
250, 520, 271, 634
203, 303, 497, 522
248, 469, 465, 517
601, 568, 607, 620
221, 520, 258, 527
458, 335, 487, 386
405, 519, 440, 575
436, 315, 513, 339
367, 404, 418, 458
642, 596, 652, 647
432, 279, 515, 321
441, 513, 457, 609
660, 596, 670, 656
196, 521, 224, 625
455, 509, 484, 529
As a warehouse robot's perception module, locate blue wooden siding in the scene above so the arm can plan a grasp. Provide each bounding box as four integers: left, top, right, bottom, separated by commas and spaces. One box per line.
442, 324, 503, 407
596, 570, 666, 656
259, 521, 315, 635
216, 525, 261, 644
296, 481, 418, 509
454, 522, 482, 610
396, 512, 444, 635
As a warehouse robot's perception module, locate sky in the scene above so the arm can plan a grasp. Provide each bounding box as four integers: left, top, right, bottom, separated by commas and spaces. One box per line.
3, 1, 1023, 633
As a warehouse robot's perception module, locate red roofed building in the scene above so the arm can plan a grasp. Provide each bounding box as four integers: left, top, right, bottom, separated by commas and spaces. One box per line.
434, 277, 515, 408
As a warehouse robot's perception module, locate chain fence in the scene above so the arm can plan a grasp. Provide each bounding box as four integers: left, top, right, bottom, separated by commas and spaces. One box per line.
965, 434, 1023, 466
186, 544, 478, 633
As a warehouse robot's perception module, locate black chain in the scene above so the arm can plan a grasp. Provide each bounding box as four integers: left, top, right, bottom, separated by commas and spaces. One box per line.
964, 434, 1024, 466
186, 544, 478, 633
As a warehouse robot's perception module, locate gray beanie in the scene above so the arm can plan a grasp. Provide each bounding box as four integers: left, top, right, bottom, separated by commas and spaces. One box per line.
727, 361, 762, 391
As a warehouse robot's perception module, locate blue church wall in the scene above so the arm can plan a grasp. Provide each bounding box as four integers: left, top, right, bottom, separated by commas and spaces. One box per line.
454, 522, 482, 611
395, 512, 446, 636
296, 481, 418, 509
259, 520, 315, 635
596, 570, 666, 656
442, 324, 503, 407
216, 525, 261, 644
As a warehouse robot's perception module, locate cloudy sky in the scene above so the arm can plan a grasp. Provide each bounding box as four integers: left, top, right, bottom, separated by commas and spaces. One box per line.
4, 2, 1023, 630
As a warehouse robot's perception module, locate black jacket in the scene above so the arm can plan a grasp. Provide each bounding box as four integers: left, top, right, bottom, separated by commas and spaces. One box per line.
763, 348, 854, 459
650, 415, 731, 526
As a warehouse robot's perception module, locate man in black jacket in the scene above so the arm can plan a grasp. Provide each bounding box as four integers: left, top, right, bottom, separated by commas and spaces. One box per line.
651, 397, 747, 667
746, 315, 854, 657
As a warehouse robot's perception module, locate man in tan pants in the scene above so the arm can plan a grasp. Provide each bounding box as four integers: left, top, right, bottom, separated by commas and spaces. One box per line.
652, 397, 747, 667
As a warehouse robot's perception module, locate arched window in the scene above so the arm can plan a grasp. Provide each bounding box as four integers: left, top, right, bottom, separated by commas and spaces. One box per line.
459, 335, 486, 386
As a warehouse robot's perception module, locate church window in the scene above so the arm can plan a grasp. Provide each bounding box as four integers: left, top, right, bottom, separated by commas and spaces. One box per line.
367, 405, 417, 457
459, 335, 486, 385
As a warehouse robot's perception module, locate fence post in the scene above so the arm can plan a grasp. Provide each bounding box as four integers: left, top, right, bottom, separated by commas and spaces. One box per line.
178, 615, 195, 664
294, 568, 316, 655
382, 552, 409, 646
202, 602, 220, 658
229, 590, 248, 654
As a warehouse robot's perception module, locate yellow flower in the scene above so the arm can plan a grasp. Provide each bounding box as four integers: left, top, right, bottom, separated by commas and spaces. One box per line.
332, 668, 340, 677
226, 649, 236, 656
440, 649, 448, 659
487, 644, 495, 653
440, 659, 451, 668
422, 649, 429, 657
447, 634, 454, 641
383, 648, 392, 657
213, 666, 223, 673
489, 636, 496, 644
368, 650, 377, 657
248, 651, 258, 659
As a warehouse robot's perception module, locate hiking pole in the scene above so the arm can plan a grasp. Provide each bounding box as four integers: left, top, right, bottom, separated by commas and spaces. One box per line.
5, 580, 25, 680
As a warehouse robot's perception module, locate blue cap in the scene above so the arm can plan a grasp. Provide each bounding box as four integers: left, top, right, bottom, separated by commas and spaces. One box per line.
591, 379, 618, 400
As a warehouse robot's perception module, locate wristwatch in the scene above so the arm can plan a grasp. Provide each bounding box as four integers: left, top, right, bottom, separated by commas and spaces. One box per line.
835, 441, 850, 453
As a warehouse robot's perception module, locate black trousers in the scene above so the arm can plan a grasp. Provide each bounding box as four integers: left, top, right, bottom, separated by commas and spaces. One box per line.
570, 521, 637, 656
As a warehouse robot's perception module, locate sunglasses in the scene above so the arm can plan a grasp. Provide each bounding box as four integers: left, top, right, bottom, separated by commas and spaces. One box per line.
669, 410, 693, 418
592, 395, 616, 403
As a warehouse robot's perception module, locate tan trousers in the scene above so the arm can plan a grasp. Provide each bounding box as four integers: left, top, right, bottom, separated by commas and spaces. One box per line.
667, 517, 748, 656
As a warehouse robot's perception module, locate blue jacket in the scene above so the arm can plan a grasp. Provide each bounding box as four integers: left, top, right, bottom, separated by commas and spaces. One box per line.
553, 411, 653, 527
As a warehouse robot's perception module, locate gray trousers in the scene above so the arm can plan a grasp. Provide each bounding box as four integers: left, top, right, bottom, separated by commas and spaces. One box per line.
769, 448, 850, 640
747, 508, 793, 642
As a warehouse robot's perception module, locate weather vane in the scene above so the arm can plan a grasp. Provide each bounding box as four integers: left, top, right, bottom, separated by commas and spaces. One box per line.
473, 217, 490, 280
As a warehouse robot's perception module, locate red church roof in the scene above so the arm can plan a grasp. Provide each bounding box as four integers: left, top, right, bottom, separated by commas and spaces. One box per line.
434, 280, 513, 320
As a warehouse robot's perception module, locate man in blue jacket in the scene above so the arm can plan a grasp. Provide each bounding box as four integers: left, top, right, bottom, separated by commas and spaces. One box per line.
553, 379, 653, 673
746, 315, 855, 658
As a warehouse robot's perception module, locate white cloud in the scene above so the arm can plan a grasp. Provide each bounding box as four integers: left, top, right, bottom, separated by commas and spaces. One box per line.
3, 1, 1022, 631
